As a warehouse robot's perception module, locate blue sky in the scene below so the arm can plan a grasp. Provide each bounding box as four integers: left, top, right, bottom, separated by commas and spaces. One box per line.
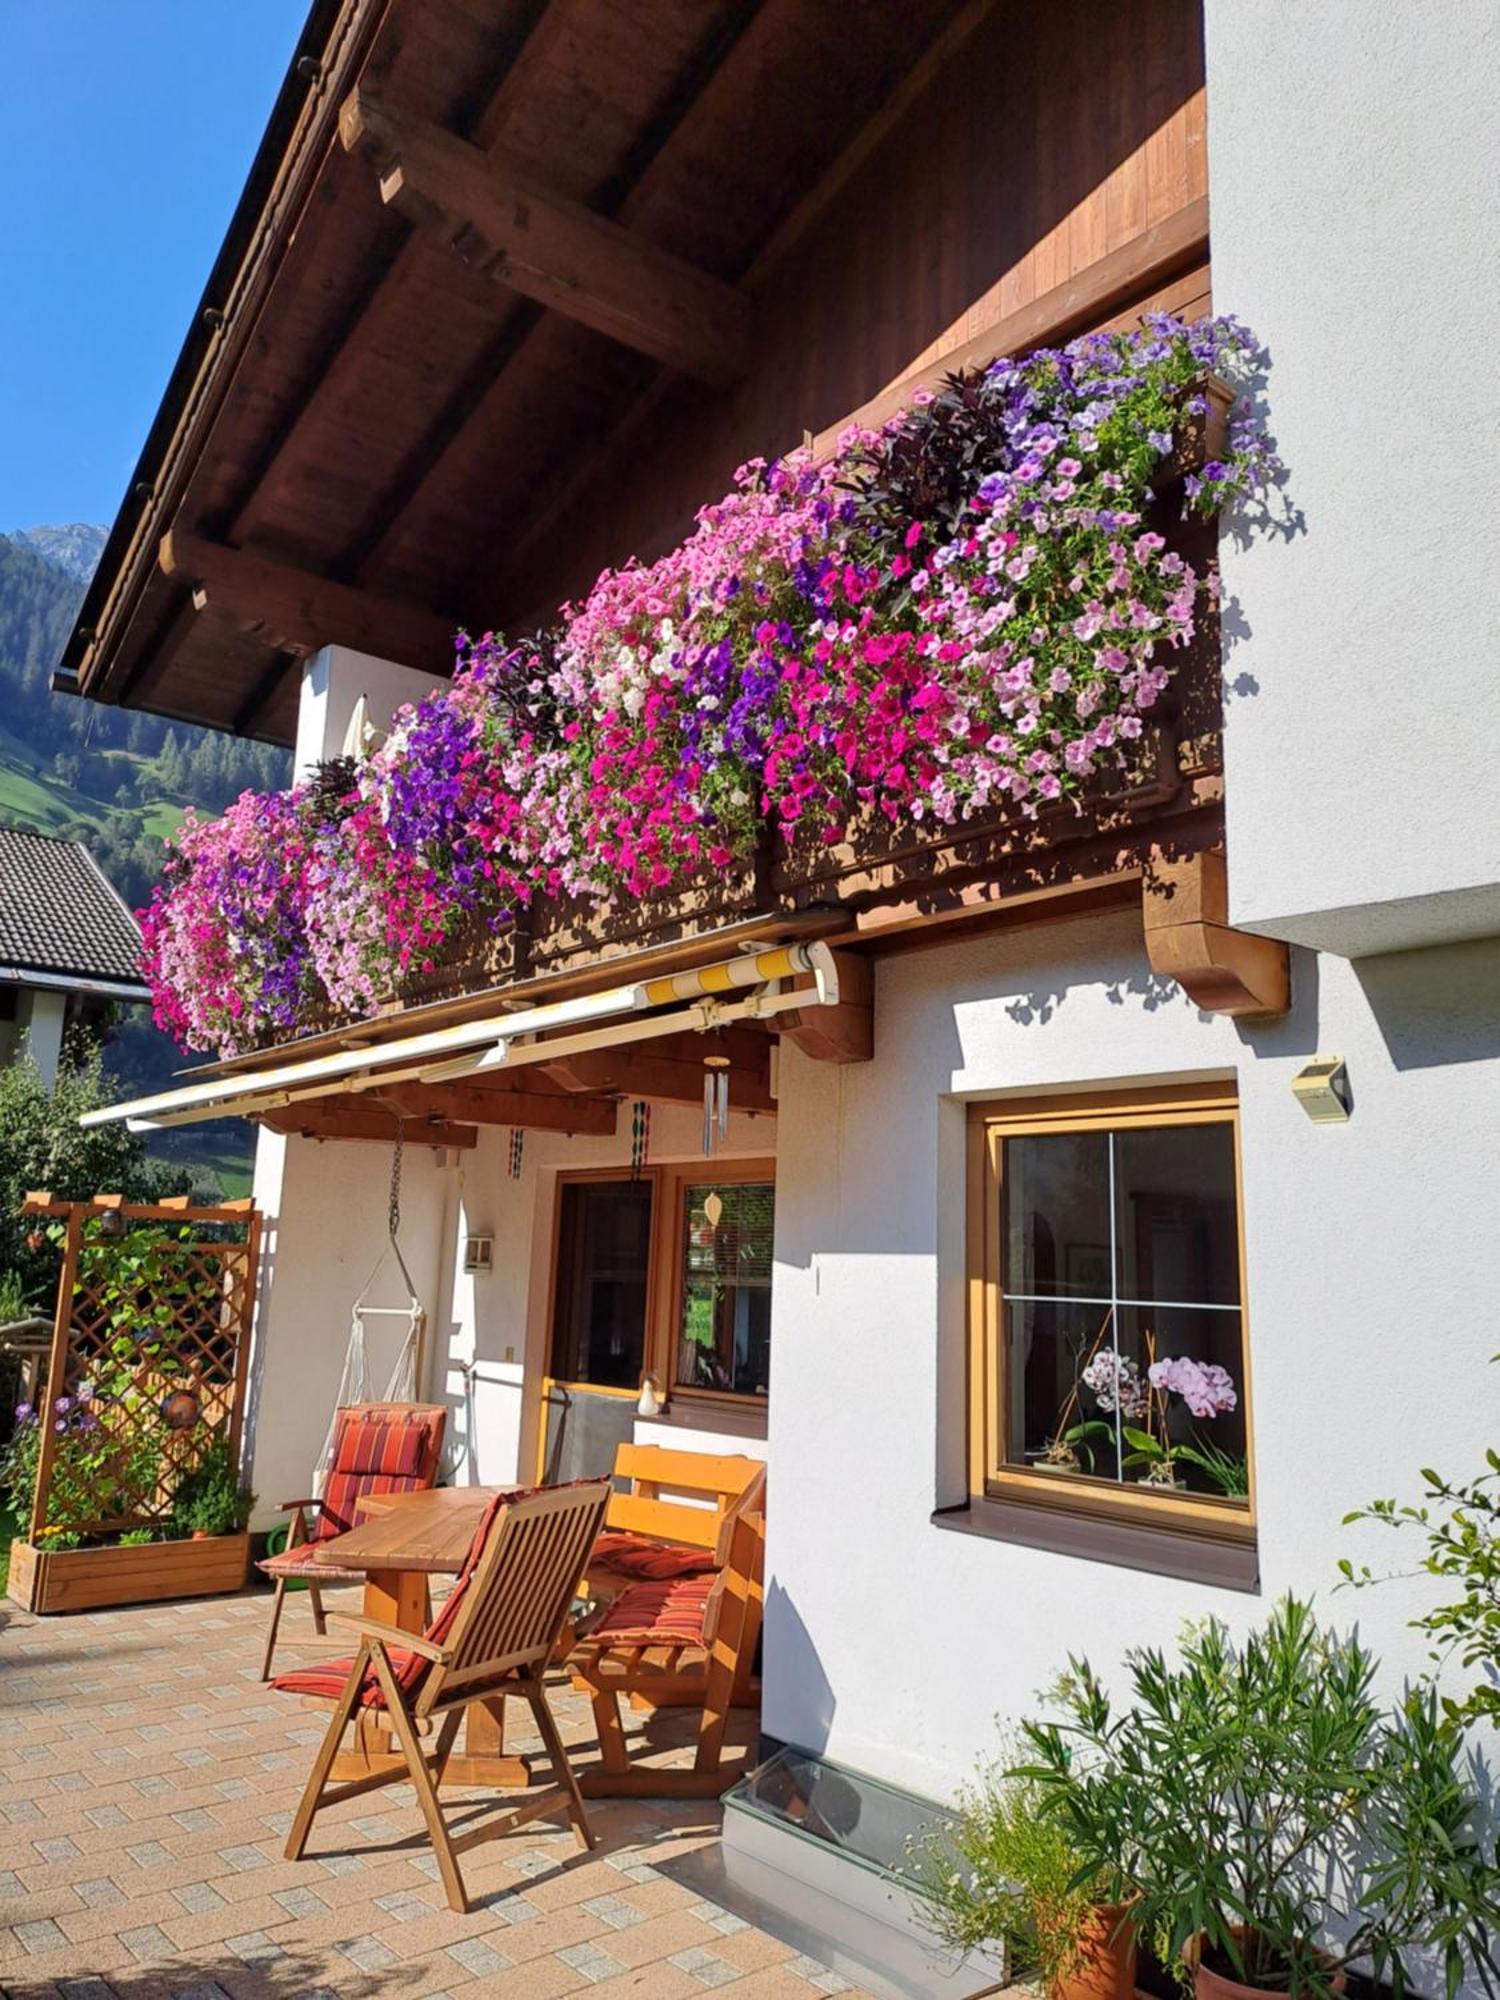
0, 1, 307, 533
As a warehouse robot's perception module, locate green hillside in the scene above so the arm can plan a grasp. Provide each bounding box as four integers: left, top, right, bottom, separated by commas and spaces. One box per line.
0, 530, 291, 1198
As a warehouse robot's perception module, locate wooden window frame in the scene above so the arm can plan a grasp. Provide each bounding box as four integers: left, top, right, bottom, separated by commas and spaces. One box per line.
546, 1159, 776, 1418
966, 1082, 1255, 1550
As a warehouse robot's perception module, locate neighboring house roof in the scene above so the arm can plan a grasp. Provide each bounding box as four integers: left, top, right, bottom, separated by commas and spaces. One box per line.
0, 828, 150, 996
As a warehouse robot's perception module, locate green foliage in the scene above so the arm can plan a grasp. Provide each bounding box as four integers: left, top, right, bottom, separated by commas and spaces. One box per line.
916, 1759, 1105, 1985
1342, 1384, 1500, 1728
1014, 1598, 1500, 1999
0, 1268, 29, 1324
170, 1435, 255, 1538
0, 1043, 187, 1309
117, 1526, 156, 1546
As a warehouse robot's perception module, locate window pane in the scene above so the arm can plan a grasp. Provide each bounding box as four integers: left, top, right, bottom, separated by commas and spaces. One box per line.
550, 1181, 652, 1388
1005, 1300, 1247, 1502
676, 1182, 774, 1398
1113, 1122, 1239, 1305
1002, 1132, 1114, 1297
1005, 1296, 1127, 1479
997, 1114, 1249, 1511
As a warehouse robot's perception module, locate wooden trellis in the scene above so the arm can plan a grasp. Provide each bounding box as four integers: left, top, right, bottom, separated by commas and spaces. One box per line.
19, 1194, 261, 1544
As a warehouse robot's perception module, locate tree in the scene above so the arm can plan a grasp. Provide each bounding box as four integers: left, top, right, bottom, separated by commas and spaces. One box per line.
0, 1041, 191, 1310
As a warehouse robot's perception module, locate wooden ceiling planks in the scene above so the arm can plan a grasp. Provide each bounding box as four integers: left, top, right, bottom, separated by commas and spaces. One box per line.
73, 0, 1210, 745
382, 0, 969, 617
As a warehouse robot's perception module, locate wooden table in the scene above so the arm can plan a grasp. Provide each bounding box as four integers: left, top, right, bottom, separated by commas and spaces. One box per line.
313, 1485, 530, 1788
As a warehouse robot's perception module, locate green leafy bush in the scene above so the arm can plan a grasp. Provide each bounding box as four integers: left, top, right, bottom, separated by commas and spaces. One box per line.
1342, 1375, 1500, 1728
1015, 1598, 1500, 1999
170, 1435, 255, 1538
917, 1760, 1119, 1987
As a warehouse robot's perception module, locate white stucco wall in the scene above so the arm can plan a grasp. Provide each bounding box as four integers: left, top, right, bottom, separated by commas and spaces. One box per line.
292, 644, 449, 781
20, 987, 67, 1089
1205, 0, 1500, 955
764, 913, 1500, 1799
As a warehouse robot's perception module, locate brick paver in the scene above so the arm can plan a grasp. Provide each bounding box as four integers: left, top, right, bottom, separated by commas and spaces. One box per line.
0, 1585, 872, 1997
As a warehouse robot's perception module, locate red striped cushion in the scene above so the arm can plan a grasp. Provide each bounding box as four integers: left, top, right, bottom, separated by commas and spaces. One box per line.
312, 1411, 442, 1541
591, 1571, 716, 1645
592, 1531, 717, 1581
273, 1648, 428, 1709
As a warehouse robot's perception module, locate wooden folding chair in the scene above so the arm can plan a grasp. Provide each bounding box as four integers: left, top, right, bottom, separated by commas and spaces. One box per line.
258, 1401, 446, 1680
275, 1479, 609, 1913
570, 1467, 765, 1798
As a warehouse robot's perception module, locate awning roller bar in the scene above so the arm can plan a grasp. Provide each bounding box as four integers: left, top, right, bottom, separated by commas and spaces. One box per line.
82, 939, 835, 1132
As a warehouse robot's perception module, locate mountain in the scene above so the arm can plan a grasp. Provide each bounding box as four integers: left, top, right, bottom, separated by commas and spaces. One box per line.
0, 527, 293, 1195
9, 523, 108, 582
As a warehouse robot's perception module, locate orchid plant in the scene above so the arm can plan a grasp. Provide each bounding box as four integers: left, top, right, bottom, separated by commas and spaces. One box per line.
138, 315, 1276, 1055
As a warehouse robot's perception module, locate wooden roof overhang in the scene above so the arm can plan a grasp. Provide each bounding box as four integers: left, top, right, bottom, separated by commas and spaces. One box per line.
59, 0, 1220, 745
59, 0, 999, 741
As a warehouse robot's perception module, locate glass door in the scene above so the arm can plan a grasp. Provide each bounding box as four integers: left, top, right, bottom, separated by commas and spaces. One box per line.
539, 1178, 653, 1482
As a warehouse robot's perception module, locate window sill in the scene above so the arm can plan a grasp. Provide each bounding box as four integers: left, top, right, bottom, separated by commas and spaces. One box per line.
639, 1397, 768, 1443
932, 1492, 1259, 1592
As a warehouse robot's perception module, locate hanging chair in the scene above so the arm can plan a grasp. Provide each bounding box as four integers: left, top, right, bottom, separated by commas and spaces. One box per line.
310, 1115, 428, 1498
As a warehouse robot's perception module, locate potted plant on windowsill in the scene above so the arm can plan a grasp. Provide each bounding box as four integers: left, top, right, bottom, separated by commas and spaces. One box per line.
916, 1758, 1138, 2000
1016, 1598, 1500, 2000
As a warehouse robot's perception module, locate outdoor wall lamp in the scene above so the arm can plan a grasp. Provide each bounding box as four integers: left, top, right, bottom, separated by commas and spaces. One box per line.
1292, 1055, 1352, 1123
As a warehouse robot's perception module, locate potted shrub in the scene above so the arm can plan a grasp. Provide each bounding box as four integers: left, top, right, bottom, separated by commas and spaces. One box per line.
1017, 1598, 1500, 2000
918, 1759, 1137, 2000
170, 1436, 256, 1541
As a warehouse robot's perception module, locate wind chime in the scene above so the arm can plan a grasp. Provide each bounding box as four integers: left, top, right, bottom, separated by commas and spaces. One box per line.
702, 1053, 731, 1157
507, 1128, 525, 1180
629, 1099, 652, 1179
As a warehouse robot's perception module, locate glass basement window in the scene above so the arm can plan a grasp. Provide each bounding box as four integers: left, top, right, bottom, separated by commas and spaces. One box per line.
971, 1086, 1252, 1536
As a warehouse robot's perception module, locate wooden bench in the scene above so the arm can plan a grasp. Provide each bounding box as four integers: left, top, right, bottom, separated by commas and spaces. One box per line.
570, 1466, 765, 1798
586, 1443, 764, 1601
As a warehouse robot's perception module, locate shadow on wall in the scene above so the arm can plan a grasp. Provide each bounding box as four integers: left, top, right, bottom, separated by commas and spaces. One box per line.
1353, 938, 1500, 1072
763, 1577, 837, 1757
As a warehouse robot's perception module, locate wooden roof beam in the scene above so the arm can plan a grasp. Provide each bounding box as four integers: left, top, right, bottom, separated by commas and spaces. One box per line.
337, 85, 751, 386
158, 528, 457, 672
537, 1044, 775, 1114
370, 1080, 618, 1136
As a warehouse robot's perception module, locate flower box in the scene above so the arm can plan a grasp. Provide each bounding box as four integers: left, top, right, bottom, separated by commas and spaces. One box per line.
6, 1532, 250, 1615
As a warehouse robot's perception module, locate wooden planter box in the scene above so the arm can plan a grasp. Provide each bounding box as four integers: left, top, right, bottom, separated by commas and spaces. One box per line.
7, 1532, 249, 1615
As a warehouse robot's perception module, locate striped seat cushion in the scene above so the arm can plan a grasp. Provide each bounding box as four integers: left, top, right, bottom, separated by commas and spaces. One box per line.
256, 1544, 362, 1581
590, 1571, 717, 1646
272, 1647, 427, 1709
592, 1531, 717, 1582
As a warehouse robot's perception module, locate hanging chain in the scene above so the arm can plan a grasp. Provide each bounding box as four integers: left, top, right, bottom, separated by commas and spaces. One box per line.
388, 1117, 405, 1243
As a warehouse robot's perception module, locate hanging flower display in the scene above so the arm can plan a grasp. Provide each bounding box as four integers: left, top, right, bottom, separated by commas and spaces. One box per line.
138, 314, 1277, 1055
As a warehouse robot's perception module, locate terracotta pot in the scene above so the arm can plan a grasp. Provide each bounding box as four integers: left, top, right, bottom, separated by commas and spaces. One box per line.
1053, 1901, 1138, 2000
1190, 1930, 1346, 2000
190, 1529, 213, 1541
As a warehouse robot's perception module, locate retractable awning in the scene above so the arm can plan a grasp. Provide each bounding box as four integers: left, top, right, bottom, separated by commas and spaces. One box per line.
81, 939, 842, 1133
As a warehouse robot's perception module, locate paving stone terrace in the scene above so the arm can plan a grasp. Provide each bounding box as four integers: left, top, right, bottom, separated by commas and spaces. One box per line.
0, 1585, 871, 1999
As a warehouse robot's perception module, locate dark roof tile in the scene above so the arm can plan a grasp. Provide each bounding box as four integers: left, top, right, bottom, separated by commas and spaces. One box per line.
0, 829, 149, 991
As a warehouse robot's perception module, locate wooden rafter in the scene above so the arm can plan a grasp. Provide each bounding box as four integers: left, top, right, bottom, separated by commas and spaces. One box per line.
779, 951, 873, 1065
337, 86, 750, 385
538, 1043, 775, 1113
1142, 850, 1290, 1018
158, 529, 457, 670
259, 1102, 478, 1149
369, 1080, 618, 1136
